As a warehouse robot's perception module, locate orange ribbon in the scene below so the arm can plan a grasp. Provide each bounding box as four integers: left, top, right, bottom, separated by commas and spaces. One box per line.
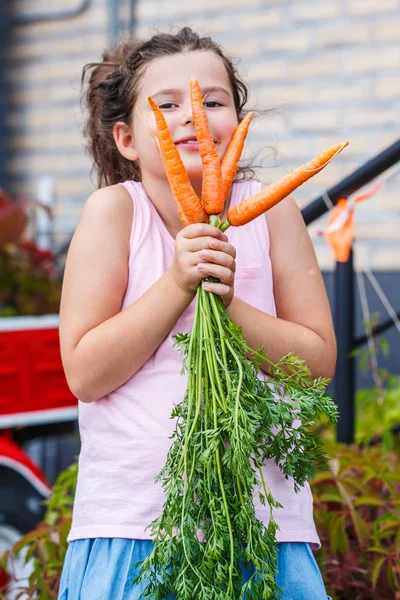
325, 199, 354, 262
325, 181, 384, 263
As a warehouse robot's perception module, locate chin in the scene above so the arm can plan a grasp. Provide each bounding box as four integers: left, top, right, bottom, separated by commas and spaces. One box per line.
181, 158, 203, 180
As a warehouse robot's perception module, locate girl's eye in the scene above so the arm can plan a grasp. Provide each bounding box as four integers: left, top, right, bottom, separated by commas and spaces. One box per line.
204, 101, 223, 108
159, 102, 178, 109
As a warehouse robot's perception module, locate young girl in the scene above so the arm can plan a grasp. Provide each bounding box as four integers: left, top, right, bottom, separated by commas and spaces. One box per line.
58, 27, 336, 600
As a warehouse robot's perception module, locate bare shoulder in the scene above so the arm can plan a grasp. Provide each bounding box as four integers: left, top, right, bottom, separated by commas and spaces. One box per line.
265, 191, 304, 233
264, 192, 310, 263
59, 184, 133, 354
264, 190, 317, 280
68, 183, 133, 275
258, 181, 304, 235
78, 183, 133, 235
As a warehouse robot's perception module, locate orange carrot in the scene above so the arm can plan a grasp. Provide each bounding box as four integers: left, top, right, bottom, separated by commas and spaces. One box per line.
147, 96, 207, 227
190, 78, 224, 216
221, 112, 254, 201
227, 141, 349, 227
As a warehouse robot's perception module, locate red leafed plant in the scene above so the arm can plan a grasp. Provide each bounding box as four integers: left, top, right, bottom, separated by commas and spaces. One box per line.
0, 188, 61, 316
310, 442, 400, 600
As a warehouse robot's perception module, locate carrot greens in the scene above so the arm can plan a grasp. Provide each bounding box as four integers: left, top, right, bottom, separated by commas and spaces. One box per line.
135, 288, 338, 599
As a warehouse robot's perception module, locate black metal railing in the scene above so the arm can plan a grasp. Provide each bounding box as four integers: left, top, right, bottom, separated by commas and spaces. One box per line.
301, 138, 400, 444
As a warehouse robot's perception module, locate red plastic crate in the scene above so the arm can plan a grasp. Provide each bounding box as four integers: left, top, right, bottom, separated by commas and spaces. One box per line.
0, 316, 77, 428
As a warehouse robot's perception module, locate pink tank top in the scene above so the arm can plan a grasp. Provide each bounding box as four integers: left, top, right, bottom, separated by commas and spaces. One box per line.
68, 180, 320, 548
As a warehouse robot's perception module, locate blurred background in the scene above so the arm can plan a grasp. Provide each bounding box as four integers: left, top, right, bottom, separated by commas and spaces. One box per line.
0, 2, 399, 596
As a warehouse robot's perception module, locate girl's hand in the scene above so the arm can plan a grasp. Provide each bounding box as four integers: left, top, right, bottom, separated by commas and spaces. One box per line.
169, 224, 236, 308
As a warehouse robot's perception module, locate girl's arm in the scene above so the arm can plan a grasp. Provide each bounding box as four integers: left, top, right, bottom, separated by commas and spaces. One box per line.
227, 195, 337, 380
59, 186, 235, 403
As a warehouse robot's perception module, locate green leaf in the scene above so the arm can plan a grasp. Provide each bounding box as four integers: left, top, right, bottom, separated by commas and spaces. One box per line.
387, 563, 396, 589
320, 492, 344, 504
379, 519, 400, 532
332, 515, 349, 555
341, 477, 368, 495
351, 512, 370, 548
310, 471, 333, 485
379, 339, 390, 356
353, 496, 386, 507
371, 556, 386, 588
394, 525, 400, 555
366, 546, 390, 555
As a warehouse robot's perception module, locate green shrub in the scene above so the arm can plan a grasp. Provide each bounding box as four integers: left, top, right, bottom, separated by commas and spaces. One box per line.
311, 442, 400, 600
353, 333, 400, 451
356, 375, 400, 451
0, 463, 77, 600
314, 375, 400, 455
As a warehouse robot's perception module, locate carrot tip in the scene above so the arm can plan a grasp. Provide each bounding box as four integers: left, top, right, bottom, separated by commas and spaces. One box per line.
228, 140, 350, 227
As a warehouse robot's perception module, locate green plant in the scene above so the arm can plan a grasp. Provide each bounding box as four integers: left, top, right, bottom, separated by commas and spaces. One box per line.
313, 336, 400, 451
0, 462, 77, 600
356, 375, 400, 451
311, 442, 400, 600
134, 289, 338, 599
0, 188, 61, 316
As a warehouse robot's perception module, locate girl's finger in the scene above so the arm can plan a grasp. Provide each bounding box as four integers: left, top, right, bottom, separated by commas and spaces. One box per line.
183, 237, 234, 254
198, 263, 234, 284
198, 249, 236, 272
208, 238, 236, 258
181, 223, 228, 242
202, 281, 231, 298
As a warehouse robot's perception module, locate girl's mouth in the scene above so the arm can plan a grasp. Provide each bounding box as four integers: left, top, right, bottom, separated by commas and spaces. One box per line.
175, 136, 218, 152
176, 140, 200, 151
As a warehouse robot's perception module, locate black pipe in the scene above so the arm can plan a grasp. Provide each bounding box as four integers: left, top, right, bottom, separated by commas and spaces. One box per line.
334, 251, 355, 444
10, 0, 91, 26
108, 0, 138, 42
302, 139, 400, 225
108, 0, 121, 43
129, 0, 137, 35
354, 311, 400, 348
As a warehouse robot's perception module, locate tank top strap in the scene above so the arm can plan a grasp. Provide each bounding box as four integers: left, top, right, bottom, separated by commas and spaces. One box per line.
120, 181, 176, 250
229, 179, 270, 254
120, 180, 148, 249
230, 179, 262, 209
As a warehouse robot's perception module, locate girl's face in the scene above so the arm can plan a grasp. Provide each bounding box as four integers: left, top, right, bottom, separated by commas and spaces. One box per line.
131, 51, 240, 189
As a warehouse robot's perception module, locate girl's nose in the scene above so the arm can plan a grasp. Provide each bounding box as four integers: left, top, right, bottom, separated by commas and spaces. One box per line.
181, 102, 193, 125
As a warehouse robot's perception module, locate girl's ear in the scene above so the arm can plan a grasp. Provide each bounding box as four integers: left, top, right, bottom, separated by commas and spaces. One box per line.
113, 122, 139, 161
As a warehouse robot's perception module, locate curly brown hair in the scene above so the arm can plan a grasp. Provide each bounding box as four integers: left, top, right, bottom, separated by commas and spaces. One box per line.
81, 27, 251, 188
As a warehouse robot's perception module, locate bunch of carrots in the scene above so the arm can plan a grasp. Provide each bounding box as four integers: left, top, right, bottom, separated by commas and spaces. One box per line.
134, 78, 345, 600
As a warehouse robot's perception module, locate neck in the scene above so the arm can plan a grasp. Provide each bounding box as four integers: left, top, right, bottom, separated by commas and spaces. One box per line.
141, 172, 202, 238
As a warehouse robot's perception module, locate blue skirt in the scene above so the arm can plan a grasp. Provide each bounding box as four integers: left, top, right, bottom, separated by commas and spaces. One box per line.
58, 539, 331, 600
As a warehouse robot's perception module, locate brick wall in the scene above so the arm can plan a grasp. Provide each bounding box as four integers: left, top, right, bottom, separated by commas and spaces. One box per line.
5, 0, 400, 270
5, 0, 109, 243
